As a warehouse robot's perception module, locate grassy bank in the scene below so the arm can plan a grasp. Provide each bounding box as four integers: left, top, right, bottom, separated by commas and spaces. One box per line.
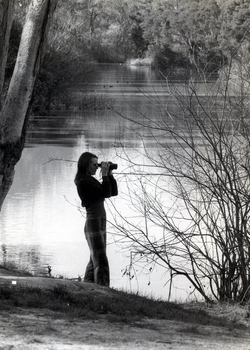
0, 273, 249, 330
0, 281, 201, 324
1, 265, 250, 330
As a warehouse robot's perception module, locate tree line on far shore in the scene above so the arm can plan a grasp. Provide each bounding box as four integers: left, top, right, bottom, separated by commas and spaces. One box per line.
4, 0, 250, 114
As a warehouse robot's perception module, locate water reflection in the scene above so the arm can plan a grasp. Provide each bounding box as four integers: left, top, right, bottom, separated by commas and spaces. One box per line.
0, 64, 217, 301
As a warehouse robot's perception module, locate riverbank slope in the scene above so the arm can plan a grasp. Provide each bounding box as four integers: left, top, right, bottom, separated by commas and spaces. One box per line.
1, 268, 250, 350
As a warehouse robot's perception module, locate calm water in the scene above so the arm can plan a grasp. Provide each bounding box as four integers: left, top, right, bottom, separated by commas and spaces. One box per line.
0, 64, 216, 301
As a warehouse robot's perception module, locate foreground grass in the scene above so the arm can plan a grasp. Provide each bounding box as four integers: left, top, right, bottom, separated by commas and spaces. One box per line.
1, 265, 250, 328
1, 280, 249, 330
0, 282, 194, 322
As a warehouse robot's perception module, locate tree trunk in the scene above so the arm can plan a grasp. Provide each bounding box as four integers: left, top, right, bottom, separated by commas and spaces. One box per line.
0, 0, 57, 211
0, 0, 14, 107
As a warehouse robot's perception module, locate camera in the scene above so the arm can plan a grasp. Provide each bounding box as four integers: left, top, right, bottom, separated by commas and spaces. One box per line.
98, 162, 118, 170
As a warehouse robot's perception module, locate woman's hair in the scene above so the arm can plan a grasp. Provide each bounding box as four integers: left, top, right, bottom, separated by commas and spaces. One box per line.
74, 152, 98, 185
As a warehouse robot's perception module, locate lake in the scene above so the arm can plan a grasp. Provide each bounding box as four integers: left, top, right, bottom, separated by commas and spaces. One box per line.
0, 64, 216, 301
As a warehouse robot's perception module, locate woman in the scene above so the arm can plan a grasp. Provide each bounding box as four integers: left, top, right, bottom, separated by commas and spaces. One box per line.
74, 152, 118, 287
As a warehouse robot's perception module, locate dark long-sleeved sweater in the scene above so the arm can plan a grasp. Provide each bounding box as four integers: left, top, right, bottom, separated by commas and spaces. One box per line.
76, 175, 118, 218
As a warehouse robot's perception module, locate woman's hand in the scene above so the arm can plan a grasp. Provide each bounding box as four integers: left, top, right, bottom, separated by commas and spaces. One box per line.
101, 162, 110, 177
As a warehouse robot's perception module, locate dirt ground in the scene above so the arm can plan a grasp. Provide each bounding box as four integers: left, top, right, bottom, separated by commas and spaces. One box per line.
1, 271, 250, 350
